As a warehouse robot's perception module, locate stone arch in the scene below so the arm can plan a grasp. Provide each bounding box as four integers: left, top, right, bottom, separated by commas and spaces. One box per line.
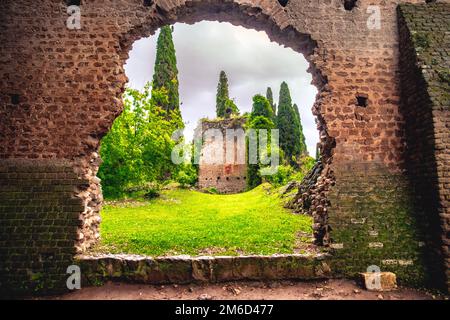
2, 0, 447, 294
75, 0, 334, 253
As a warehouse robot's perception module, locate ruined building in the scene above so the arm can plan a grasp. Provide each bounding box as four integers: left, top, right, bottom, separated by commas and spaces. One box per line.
0, 0, 449, 294
197, 117, 247, 193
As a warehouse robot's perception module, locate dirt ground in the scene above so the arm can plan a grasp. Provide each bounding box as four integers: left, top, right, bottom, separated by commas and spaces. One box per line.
42, 279, 447, 300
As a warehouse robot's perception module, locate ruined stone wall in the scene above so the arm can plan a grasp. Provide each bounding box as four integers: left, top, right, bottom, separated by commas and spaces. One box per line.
0, 0, 449, 294
327, 162, 427, 286
0, 159, 88, 296
197, 117, 247, 194
397, 3, 450, 290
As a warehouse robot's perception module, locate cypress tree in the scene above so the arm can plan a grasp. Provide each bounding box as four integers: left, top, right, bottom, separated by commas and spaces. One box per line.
266, 87, 276, 116
277, 82, 302, 165
216, 71, 230, 117
251, 95, 273, 120
152, 25, 180, 114
216, 71, 239, 118
247, 95, 275, 189
293, 103, 308, 156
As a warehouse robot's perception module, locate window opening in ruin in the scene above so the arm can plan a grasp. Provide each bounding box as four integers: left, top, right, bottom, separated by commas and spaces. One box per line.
10, 94, 20, 105
143, 0, 154, 7
278, 0, 289, 7
356, 94, 368, 107
343, 0, 358, 11
66, 0, 81, 6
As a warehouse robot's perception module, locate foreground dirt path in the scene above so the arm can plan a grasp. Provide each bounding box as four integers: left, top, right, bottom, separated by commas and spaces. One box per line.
43, 279, 446, 300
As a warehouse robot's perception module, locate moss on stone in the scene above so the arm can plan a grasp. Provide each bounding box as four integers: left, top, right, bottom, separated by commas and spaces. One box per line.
412, 31, 431, 50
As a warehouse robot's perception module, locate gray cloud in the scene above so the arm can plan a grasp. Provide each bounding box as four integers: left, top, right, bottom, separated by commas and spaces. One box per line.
124, 21, 319, 156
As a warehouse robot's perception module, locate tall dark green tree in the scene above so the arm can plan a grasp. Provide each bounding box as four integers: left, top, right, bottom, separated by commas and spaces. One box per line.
152, 25, 180, 115
216, 71, 229, 117
293, 103, 308, 156
216, 71, 239, 118
251, 94, 273, 119
247, 95, 275, 189
266, 87, 276, 116
277, 82, 302, 165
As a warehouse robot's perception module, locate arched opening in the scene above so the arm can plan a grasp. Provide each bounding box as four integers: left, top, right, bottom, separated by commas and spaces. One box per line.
1, 0, 445, 295
75, 1, 333, 257
90, 21, 324, 257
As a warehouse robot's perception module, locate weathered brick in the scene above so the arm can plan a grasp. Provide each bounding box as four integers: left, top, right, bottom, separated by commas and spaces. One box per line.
0, 0, 448, 296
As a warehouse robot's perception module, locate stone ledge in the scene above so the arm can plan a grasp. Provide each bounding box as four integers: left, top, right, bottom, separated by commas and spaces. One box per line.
75, 253, 333, 286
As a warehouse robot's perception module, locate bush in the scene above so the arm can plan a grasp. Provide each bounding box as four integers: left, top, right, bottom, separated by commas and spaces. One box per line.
174, 164, 198, 188
144, 186, 161, 200
263, 165, 294, 187
124, 182, 161, 199
263, 156, 317, 187
202, 187, 219, 194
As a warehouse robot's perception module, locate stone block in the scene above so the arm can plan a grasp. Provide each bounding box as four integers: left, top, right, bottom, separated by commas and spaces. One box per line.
359, 272, 397, 291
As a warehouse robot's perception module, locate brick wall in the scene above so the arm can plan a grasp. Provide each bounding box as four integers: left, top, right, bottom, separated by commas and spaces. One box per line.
0, 0, 448, 294
0, 160, 87, 297
397, 3, 450, 290
328, 162, 427, 286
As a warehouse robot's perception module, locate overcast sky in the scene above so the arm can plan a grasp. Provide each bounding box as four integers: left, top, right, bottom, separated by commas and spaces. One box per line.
124, 21, 319, 156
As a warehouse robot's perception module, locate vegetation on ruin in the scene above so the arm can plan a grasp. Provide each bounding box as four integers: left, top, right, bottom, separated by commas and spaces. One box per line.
93, 184, 313, 257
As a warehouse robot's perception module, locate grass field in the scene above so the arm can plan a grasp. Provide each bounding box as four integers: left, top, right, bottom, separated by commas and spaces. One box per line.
94, 184, 313, 257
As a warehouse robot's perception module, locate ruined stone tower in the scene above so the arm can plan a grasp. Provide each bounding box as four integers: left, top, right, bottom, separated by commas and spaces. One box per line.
197, 117, 247, 193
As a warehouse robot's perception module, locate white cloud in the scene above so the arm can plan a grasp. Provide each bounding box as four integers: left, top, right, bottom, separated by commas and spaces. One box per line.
124, 21, 319, 156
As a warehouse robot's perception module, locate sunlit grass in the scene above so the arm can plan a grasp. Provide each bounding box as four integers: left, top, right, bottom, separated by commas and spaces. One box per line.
95, 184, 313, 256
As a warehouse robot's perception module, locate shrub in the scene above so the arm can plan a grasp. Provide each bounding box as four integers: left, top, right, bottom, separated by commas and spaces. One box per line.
202, 187, 219, 194
263, 156, 317, 187
124, 182, 161, 199
174, 163, 198, 188
144, 186, 161, 200
263, 165, 294, 187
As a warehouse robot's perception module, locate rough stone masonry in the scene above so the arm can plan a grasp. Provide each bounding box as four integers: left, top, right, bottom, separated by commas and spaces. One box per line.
0, 0, 448, 295
197, 117, 248, 194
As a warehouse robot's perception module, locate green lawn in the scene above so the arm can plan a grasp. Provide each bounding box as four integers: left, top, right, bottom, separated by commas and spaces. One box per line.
95, 184, 313, 257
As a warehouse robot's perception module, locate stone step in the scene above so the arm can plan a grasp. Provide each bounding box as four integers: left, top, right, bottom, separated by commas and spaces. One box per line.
75, 253, 332, 286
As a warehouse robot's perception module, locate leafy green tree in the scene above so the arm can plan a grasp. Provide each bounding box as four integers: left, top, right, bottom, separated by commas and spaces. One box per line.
152, 25, 180, 115
216, 71, 239, 118
98, 84, 192, 199
277, 82, 304, 166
